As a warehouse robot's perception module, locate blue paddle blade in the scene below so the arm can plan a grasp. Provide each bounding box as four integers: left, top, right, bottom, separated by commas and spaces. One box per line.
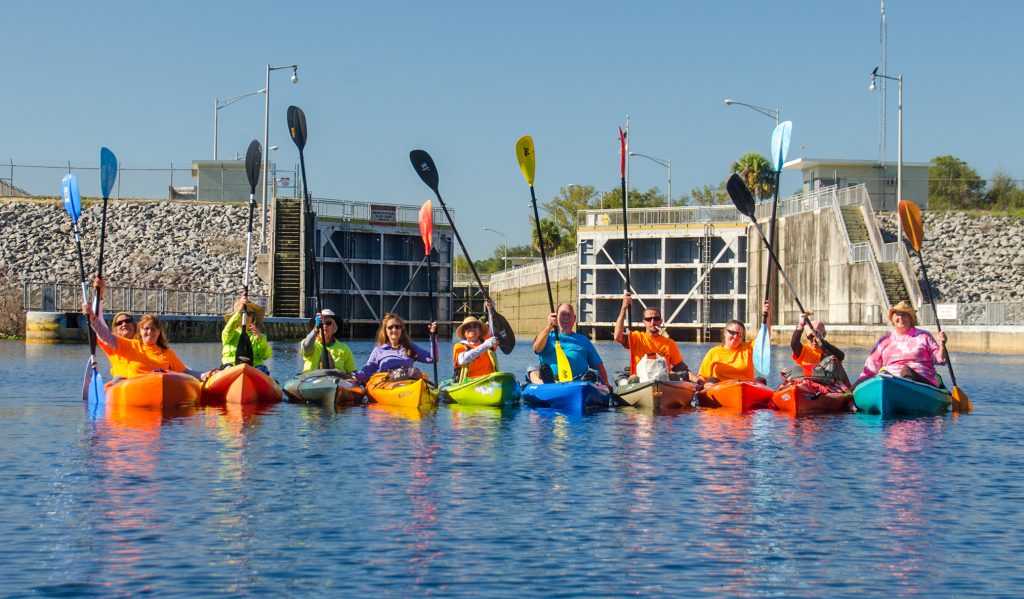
61, 173, 82, 222
100, 148, 117, 199
753, 323, 771, 376
84, 358, 104, 413
770, 120, 793, 172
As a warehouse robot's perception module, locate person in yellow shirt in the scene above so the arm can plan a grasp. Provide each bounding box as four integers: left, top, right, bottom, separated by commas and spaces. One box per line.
697, 301, 769, 385
300, 309, 355, 373
613, 292, 694, 383
452, 314, 498, 382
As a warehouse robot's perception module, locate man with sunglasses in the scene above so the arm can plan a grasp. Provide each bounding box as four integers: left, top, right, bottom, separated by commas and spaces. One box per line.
614, 292, 694, 383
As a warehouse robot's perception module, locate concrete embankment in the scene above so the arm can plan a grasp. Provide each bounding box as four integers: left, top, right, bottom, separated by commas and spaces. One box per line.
770, 325, 1024, 354
25, 312, 307, 344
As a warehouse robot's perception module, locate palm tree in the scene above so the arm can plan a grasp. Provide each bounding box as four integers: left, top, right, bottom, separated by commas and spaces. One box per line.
731, 152, 775, 200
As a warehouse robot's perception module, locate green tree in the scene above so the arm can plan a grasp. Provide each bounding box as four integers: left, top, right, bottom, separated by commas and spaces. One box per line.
688, 181, 730, 206
731, 152, 775, 200
529, 217, 565, 255
929, 155, 985, 209
598, 186, 667, 209
985, 169, 1024, 211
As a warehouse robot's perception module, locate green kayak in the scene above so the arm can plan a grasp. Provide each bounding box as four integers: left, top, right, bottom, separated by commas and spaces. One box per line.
852, 373, 952, 416
441, 372, 521, 407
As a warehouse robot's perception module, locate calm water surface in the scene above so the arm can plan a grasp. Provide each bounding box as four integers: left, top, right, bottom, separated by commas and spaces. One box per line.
0, 338, 1022, 597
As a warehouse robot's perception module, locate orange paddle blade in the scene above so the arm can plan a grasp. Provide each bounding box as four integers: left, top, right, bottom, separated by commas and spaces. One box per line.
898, 199, 924, 252
952, 386, 973, 413
418, 200, 433, 255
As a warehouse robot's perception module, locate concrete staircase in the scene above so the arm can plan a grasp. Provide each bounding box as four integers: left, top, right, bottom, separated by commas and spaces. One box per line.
878, 262, 911, 306
840, 205, 870, 243
272, 199, 302, 317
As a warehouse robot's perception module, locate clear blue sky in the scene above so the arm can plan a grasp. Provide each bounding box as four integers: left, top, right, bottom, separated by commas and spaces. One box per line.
3, 1, 1020, 260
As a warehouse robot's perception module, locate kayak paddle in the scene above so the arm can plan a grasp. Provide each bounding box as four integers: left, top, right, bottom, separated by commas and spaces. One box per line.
288, 105, 332, 369
514, 136, 571, 382
898, 200, 971, 413
618, 125, 632, 332
235, 139, 261, 366
408, 149, 516, 354
61, 173, 103, 406
418, 200, 439, 384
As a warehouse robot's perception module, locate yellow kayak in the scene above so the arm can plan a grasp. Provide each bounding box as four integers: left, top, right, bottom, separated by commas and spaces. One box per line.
365, 372, 438, 409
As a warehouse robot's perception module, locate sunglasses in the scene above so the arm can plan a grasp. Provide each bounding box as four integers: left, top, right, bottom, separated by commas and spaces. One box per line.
464, 323, 481, 330
114, 319, 133, 327
725, 329, 743, 336
386, 324, 404, 330
643, 316, 662, 322
323, 320, 336, 327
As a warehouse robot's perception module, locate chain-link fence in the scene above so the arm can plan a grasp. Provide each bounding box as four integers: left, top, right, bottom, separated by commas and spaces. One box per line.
22, 281, 267, 317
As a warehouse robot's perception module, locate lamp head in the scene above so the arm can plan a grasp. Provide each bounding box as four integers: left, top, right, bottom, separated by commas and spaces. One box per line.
869, 67, 878, 92
290, 67, 299, 84
723, 99, 734, 106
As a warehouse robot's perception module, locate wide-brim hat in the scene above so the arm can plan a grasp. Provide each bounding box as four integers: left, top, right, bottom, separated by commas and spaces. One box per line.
809, 319, 826, 338
224, 302, 265, 327
455, 315, 489, 340
887, 300, 918, 327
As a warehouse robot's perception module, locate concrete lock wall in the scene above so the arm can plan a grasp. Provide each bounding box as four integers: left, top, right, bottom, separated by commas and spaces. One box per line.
492, 279, 577, 337
26, 312, 309, 344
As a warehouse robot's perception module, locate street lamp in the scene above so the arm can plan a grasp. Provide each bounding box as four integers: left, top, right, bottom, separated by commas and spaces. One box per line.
628, 152, 672, 206
214, 89, 266, 160
870, 67, 903, 259
483, 228, 508, 270
723, 98, 780, 125
261, 63, 299, 252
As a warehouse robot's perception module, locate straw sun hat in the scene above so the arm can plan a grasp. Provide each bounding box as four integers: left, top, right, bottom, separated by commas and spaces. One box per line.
455, 316, 489, 340
887, 300, 918, 327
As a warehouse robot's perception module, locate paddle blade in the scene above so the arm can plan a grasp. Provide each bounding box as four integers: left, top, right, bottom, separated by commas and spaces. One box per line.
85, 358, 104, 405
419, 200, 433, 255
490, 309, 516, 354
618, 127, 627, 178
235, 329, 254, 365
515, 135, 536, 186
898, 199, 924, 252
726, 173, 756, 219
952, 386, 972, 413
410, 150, 440, 193
770, 120, 793, 172
61, 173, 82, 222
100, 148, 117, 199
555, 340, 573, 382
287, 105, 308, 151
753, 324, 771, 376
245, 140, 262, 193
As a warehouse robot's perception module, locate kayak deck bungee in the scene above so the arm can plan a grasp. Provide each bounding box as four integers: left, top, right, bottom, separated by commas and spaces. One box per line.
105, 371, 202, 410
283, 369, 365, 406
852, 372, 952, 417
696, 379, 774, 411
613, 379, 696, 410
521, 380, 611, 411
771, 377, 853, 416
202, 364, 282, 405
365, 372, 438, 409
441, 372, 521, 407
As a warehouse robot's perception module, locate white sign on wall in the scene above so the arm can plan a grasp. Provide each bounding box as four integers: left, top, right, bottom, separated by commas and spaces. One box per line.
936, 304, 957, 320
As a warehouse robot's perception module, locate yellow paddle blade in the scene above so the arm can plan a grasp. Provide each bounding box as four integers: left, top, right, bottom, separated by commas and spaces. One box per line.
952, 386, 972, 413
898, 199, 924, 252
515, 135, 536, 186
554, 340, 573, 382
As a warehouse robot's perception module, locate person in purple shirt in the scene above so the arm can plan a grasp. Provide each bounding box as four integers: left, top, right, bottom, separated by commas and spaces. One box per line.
353, 313, 438, 383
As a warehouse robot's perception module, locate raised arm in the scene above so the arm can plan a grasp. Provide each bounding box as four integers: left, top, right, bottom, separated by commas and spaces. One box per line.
613, 292, 631, 348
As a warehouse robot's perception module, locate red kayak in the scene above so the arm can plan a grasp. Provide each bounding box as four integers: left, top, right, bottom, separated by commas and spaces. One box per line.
771, 377, 853, 416
696, 379, 774, 411
202, 364, 282, 405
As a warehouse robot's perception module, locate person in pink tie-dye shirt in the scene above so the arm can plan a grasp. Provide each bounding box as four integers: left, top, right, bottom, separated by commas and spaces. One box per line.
852, 300, 948, 389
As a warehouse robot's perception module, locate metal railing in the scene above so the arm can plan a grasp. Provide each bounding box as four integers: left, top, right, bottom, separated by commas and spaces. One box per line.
22, 281, 267, 316
312, 197, 449, 226
578, 205, 745, 227
489, 252, 577, 293
754, 184, 838, 220
918, 301, 1024, 326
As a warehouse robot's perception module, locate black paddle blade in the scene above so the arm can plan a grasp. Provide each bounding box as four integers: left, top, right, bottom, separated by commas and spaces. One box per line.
245, 140, 262, 193
726, 173, 756, 219
287, 105, 307, 151
410, 150, 440, 193
100, 147, 117, 199
235, 328, 254, 365
490, 310, 517, 354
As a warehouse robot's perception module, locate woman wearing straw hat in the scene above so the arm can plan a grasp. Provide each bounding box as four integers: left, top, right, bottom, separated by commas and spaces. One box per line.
852, 300, 948, 389
220, 295, 271, 374
452, 315, 499, 382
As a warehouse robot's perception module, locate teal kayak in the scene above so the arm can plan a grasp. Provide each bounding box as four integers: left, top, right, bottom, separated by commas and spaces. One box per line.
852, 373, 952, 416
441, 372, 521, 407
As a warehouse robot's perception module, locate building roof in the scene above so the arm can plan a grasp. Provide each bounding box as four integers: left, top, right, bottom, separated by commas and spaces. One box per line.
782, 157, 934, 171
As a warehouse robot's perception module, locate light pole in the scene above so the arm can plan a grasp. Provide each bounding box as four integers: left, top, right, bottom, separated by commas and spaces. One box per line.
483, 228, 508, 270
870, 67, 903, 259
723, 98, 780, 125
261, 63, 299, 252
628, 152, 672, 206
214, 88, 266, 160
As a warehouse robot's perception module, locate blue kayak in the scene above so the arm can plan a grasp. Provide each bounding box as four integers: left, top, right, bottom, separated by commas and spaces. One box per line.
521, 381, 611, 411
852, 373, 952, 416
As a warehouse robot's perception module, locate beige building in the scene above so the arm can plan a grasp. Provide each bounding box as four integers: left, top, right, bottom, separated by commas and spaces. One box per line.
783, 157, 931, 210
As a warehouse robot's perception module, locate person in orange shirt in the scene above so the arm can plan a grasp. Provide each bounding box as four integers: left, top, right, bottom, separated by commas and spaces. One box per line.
452, 314, 498, 382
613, 292, 695, 383
697, 301, 769, 385
788, 312, 846, 378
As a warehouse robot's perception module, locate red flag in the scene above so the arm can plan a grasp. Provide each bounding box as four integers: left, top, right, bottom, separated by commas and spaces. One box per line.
418, 200, 433, 255
618, 126, 627, 178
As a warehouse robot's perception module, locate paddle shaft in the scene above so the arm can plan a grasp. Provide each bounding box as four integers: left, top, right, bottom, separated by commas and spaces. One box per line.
528, 185, 555, 313
427, 188, 496, 306
914, 249, 958, 388
746, 216, 807, 315
620, 173, 631, 330
297, 150, 330, 369
71, 223, 99, 358
426, 245, 438, 383
761, 170, 782, 326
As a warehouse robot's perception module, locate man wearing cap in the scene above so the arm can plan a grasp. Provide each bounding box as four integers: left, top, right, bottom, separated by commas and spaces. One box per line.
852, 300, 948, 389
221, 295, 272, 374
453, 314, 499, 382
788, 312, 846, 379
300, 308, 355, 374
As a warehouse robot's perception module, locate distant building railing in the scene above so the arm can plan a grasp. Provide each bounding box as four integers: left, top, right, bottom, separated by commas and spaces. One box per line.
578, 204, 745, 227
312, 197, 449, 226
22, 281, 267, 317
452, 272, 491, 287
489, 252, 577, 293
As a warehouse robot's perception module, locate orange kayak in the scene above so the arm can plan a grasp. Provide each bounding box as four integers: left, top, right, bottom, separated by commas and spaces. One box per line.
106, 372, 202, 409
696, 379, 774, 411
365, 372, 438, 409
202, 364, 282, 405
771, 378, 853, 416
